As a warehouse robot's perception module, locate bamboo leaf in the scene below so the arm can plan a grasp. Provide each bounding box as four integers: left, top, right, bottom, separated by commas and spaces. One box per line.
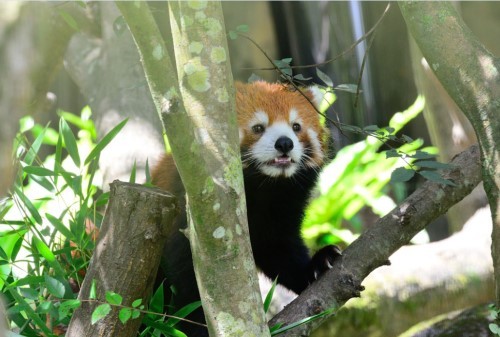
59, 118, 81, 167
85, 119, 128, 165
13, 186, 42, 225
263, 277, 278, 313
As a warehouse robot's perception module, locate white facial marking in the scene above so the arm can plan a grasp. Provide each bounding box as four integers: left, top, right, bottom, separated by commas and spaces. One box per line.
307, 128, 323, 165
251, 122, 304, 177
289, 108, 298, 123
249, 110, 269, 128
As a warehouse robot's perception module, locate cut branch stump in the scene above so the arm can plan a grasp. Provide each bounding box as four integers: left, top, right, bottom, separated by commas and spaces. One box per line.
67, 181, 178, 337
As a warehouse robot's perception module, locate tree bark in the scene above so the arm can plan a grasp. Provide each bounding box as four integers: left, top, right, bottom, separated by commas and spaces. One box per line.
64, 2, 165, 187
311, 207, 493, 337
399, 1, 500, 307
116, 2, 270, 336
66, 181, 177, 337
408, 35, 485, 233
270, 144, 482, 336
0, 2, 80, 197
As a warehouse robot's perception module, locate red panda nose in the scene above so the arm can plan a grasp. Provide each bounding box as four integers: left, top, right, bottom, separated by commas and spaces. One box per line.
275, 136, 294, 154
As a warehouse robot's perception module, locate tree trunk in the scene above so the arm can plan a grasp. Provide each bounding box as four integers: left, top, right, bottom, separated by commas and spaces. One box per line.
408, 33, 485, 233
399, 0, 500, 308
66, 181, 177, 337
116, 2, 271, 336
64, 2, 165, 187
0, 2, 80, 197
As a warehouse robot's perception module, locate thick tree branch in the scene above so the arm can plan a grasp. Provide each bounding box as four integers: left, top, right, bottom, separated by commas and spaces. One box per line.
398, 1, 500, 306
270, 144, 482, 336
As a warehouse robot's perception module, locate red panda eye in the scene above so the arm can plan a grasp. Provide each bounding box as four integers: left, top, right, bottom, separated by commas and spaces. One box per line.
252, 124, 265, 134
292, 123, 301, 132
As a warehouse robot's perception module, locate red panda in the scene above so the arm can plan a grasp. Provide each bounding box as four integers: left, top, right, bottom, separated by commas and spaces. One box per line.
151, 81, 341, 337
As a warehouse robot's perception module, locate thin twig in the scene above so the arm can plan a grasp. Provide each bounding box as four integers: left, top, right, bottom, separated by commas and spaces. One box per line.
241, 3, 391, 71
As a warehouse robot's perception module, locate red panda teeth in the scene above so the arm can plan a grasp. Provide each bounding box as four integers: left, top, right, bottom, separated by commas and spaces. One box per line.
269, 156, 293, 167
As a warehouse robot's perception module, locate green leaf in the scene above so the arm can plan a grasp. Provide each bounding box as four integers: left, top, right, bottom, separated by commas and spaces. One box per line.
142, 316, 187, 336
248, 73, 262, 83
167, 301, 202, 327
44, 274, 66, 298
149, 284, 164, 315
270, 307, 336, 335
129, 161, 137, 184
13, 186, 42, 225
236, 24, 249, 33
385, 149, 399, 158
45, 213, 73, 240
106, 291, 123, 306
23, 166, 55, 176
363, 125, 380, 132
294, 74, 313, 81
419, 170, 457, 187
415, 160, 452, 170
131, 298, 142, 308
316, 68, 333, 87
95, 192, 110, 208
410, 150, 436, 160
131, 308, 141, 319
91, 303, 111, 325
59, 299, 81, 319
24, 126, 47, 165
58, 10, 79, 30
228, 30, 238, 40
145, 159, 151, 184
19, 287, 38, 300
59, 110, 95, 137
119, 308, 132, 324
6, 288, 53, 336
490, 323, 500, 334
334, 83, 358, 93
59, 118, 81, 167
54, 134, 63, 185
273, 59, 292, 77
90, 279, 97, 299
263, 277, 278, 313
33, 237, 66, 276
85, 119, 128, 166
19, 116, 35, 133
390, 167, 415, 183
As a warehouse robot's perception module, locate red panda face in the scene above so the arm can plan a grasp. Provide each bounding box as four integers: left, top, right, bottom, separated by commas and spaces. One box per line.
235, 81, 327, 178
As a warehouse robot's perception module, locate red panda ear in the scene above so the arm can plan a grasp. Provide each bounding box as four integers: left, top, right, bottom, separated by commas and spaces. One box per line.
306, 86, 325, 109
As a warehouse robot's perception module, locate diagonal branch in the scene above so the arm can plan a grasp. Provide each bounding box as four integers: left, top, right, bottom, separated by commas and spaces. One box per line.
270, 144, 482, 337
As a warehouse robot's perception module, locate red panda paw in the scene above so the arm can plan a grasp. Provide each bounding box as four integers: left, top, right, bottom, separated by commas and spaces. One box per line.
309, 245, 343, 282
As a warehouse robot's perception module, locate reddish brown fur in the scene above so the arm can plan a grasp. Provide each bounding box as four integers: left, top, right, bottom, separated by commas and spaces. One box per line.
236, 81, 327, 166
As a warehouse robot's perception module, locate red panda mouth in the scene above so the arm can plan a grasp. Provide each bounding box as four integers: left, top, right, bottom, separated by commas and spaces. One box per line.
268, 156, 294, 168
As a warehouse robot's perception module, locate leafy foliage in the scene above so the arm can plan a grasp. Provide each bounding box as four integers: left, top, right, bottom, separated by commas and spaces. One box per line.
1, 108, 112, 335
1, 109, 201, 336
302, 96, 441, 248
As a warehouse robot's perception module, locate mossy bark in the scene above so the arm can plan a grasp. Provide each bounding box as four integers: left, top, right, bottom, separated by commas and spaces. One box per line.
117, 2, 270, 336
399, 0, 500, 307
66, 181, 178, 337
